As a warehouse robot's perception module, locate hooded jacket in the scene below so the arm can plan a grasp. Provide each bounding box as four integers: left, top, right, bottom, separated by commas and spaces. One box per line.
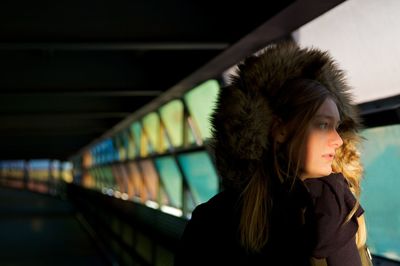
175, 41, 365, 266
209, 41, 363, 192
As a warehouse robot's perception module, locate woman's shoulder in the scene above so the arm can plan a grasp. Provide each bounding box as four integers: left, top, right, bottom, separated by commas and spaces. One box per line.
190, 189, 240, 219
303, 173, 347, 199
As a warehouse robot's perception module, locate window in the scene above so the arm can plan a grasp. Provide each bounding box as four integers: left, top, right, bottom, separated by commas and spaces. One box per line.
184, 80, 220, 142
154, 156, 183, 209
360, 124, 400, 261
177, 151, 219, 208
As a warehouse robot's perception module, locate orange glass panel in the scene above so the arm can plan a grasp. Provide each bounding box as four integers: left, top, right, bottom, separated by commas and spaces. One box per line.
119, 164, 133, 198
139, 159, 159, 202
127, 162, 147, 202
112, 165, 125, 193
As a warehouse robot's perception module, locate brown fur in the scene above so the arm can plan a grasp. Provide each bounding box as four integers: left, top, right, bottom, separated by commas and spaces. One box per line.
210, 41, 363, 190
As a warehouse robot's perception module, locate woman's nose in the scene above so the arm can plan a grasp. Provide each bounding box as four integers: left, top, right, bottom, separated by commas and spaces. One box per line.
330, 129, 343, 148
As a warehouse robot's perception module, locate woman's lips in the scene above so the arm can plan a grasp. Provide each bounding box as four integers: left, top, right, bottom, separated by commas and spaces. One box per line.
322, 153, 334, 160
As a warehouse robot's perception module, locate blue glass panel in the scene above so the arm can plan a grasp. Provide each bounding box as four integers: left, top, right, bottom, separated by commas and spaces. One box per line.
360, 124, 400, 261
154, 156, 182, 208
177, 151, 219, 206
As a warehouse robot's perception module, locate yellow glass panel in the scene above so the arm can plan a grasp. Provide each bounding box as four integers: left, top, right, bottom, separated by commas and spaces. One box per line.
142, 113, 158, 152
142, 112, 169, 154
160, 100, 183, 147
131, 122, 152, 158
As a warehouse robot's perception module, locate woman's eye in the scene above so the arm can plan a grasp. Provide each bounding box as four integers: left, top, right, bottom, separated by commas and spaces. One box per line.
318, 122, 329, 129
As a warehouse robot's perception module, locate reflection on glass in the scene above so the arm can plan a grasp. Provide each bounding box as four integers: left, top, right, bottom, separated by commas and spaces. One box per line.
177, 151, 219, 206
360, 124, 400, 261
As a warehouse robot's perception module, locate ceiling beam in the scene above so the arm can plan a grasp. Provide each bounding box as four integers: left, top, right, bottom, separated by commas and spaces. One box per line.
0, 91, 162, 97
0, 42, 229, 51
75, 0, 346, 159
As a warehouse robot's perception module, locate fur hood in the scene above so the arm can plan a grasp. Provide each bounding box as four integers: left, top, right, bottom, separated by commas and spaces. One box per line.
210, 41, 363, 191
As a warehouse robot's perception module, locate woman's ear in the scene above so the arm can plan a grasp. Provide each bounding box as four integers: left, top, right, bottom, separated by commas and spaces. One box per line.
271, 117, 287, 143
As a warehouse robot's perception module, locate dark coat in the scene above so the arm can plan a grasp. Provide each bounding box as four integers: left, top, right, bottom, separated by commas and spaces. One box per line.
174, 173, 363, 266
304, 173, 364, 266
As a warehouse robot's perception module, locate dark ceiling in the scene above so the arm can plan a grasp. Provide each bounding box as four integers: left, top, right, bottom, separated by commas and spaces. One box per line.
0, 0, 345, 160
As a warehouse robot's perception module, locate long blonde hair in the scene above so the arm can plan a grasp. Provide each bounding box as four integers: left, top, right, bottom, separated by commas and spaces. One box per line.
332, 133, 367, 248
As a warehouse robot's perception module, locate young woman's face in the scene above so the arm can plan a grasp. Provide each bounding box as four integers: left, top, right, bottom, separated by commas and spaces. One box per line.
301, 98, 343, 180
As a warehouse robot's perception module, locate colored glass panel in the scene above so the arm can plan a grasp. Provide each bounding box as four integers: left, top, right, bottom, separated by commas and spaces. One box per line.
131, 121, 153, 157
142, 113, 158, 153
360, 124, 400, 261
118, 164, 133, 198
154, 156, 182, 208
139, 159, 159, 202
127, 162, 146, 201
184, 80, 220, 141
123, 129, 136, 159
0, 160, 24, 179
185, 118, 196, 145
112, 165, 125, 192
29, 159, 50, 181
177, 151, 219, 206
143, 112, 169, 154
130, 122, 142, 157
103, 166, 115, 189
160, 100, 183, 147
115, 134, 126, 161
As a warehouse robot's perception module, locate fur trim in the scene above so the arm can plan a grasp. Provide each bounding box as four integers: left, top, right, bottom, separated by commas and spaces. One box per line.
210, 41, 363, 190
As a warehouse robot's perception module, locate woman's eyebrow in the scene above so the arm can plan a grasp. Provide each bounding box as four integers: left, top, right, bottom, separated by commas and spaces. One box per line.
314, 115, 341, 123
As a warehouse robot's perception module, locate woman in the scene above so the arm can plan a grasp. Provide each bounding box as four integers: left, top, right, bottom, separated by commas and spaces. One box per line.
174, 42, 371, 265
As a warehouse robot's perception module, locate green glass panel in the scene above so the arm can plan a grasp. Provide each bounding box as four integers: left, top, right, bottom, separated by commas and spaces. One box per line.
154, 156, 182, 208
105, 166, 115, 188
131, 121, 153, 157
130, 122, 142, 158
143, 112, 159, 153
360, 124, 400, 261
124, 129, 136, 159
92, 168, 101, 189
99, 167, 106, 188
99, 167, 105, 187
118, 133, 127, 161
186, 121, 195, 145
177, 151, 219, 206
184, 80, 220, 141
114, 135, 124, 161
160, 100, 183, 147
184, 188, 196, 215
